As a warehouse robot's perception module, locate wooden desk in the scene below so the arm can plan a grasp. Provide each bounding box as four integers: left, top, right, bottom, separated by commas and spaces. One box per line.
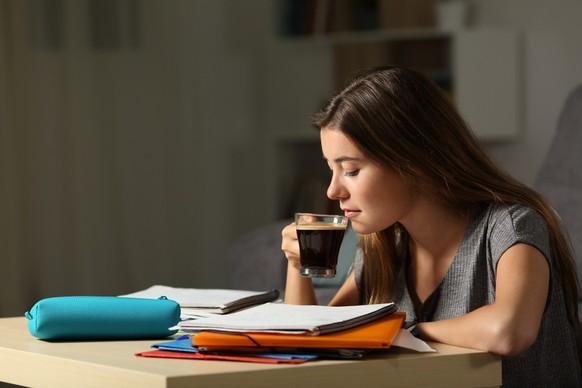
0, 317, 501, 387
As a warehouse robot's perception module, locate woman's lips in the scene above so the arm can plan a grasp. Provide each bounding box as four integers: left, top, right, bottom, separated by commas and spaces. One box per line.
343, 209, 360, 218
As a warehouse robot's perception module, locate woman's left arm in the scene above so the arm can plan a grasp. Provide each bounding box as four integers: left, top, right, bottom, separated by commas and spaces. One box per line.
416, 243, 550, 356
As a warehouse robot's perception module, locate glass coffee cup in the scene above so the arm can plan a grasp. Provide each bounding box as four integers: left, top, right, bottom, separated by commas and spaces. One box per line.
295, 213, 348, 278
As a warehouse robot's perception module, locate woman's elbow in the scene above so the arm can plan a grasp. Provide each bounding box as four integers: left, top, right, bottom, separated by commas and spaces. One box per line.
487, 322, 539, 357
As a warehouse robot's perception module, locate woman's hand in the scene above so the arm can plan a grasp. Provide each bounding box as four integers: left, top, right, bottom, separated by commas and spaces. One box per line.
281, 222, 301, 270
281, 222, 317, 305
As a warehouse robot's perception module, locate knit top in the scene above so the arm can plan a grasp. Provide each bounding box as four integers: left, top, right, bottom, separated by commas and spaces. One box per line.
353, 203, 581, 387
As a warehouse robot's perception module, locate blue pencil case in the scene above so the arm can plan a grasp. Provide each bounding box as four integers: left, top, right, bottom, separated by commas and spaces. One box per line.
25, 295, 181, 341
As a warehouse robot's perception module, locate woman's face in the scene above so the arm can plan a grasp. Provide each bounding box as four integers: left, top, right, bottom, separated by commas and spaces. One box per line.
321, 127, 417, 234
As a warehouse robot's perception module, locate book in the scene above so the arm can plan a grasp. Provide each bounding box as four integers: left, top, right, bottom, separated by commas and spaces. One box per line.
120, 285, 280, 314
178, 302, 397, 335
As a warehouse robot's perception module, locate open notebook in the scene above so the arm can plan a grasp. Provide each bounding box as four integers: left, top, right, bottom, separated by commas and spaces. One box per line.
121, 285, 279, 315
178, 302, 397, 335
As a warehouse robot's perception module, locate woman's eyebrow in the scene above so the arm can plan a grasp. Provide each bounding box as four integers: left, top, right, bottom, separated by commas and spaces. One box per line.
329, 156, 361, 163
322, 155, 362, 165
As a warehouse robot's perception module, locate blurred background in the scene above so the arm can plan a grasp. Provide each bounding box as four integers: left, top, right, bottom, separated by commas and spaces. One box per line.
1, 0, 581, 317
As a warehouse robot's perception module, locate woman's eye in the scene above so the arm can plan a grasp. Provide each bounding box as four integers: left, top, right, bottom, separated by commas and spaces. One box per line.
345, 169, 359, 177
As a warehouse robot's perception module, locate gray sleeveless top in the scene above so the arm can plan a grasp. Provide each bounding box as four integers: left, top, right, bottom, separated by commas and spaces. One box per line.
354, 203, 581, 387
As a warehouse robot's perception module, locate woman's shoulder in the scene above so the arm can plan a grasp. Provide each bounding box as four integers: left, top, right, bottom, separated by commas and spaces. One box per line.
483, 202, 546, 230
479, 202, 551, 259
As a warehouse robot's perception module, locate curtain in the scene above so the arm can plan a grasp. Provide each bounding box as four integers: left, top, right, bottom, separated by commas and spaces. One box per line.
0, 0, 256, 317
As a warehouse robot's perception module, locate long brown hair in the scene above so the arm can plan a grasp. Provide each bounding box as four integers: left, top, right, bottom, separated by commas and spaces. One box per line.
312, 66, 580, 328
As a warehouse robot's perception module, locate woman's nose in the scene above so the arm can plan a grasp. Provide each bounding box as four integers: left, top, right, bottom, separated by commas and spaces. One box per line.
327, 175, 346, 201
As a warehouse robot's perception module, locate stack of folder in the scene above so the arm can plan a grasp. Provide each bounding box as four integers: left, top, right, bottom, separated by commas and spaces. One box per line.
191, 312, 405, 350
137, 302, 410, 364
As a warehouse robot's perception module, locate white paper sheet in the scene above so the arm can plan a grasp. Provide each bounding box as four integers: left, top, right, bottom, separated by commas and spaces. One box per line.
392, 329, 436, 352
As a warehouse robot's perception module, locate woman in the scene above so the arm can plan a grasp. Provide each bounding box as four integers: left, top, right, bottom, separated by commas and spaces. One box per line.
281, 66, 581, 386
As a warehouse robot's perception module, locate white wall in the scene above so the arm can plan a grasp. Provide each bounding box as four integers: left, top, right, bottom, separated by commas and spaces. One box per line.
251, 0, 582, 225
471, 0, 582, 184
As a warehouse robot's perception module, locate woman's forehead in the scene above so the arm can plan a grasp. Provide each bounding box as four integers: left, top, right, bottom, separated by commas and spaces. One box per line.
320, 127, 365, 162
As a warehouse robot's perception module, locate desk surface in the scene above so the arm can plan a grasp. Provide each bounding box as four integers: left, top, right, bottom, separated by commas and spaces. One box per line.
0, 317, 501, 388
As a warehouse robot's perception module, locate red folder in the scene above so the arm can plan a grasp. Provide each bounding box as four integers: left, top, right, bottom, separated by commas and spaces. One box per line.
136, 349, 310, 364
193, 312, 405, 350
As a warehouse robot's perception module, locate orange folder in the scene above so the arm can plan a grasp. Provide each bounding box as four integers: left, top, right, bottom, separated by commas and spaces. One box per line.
192, 311, 405, 350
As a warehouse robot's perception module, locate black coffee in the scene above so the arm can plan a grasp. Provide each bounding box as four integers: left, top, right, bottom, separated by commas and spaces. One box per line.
296, 224, 346, 271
